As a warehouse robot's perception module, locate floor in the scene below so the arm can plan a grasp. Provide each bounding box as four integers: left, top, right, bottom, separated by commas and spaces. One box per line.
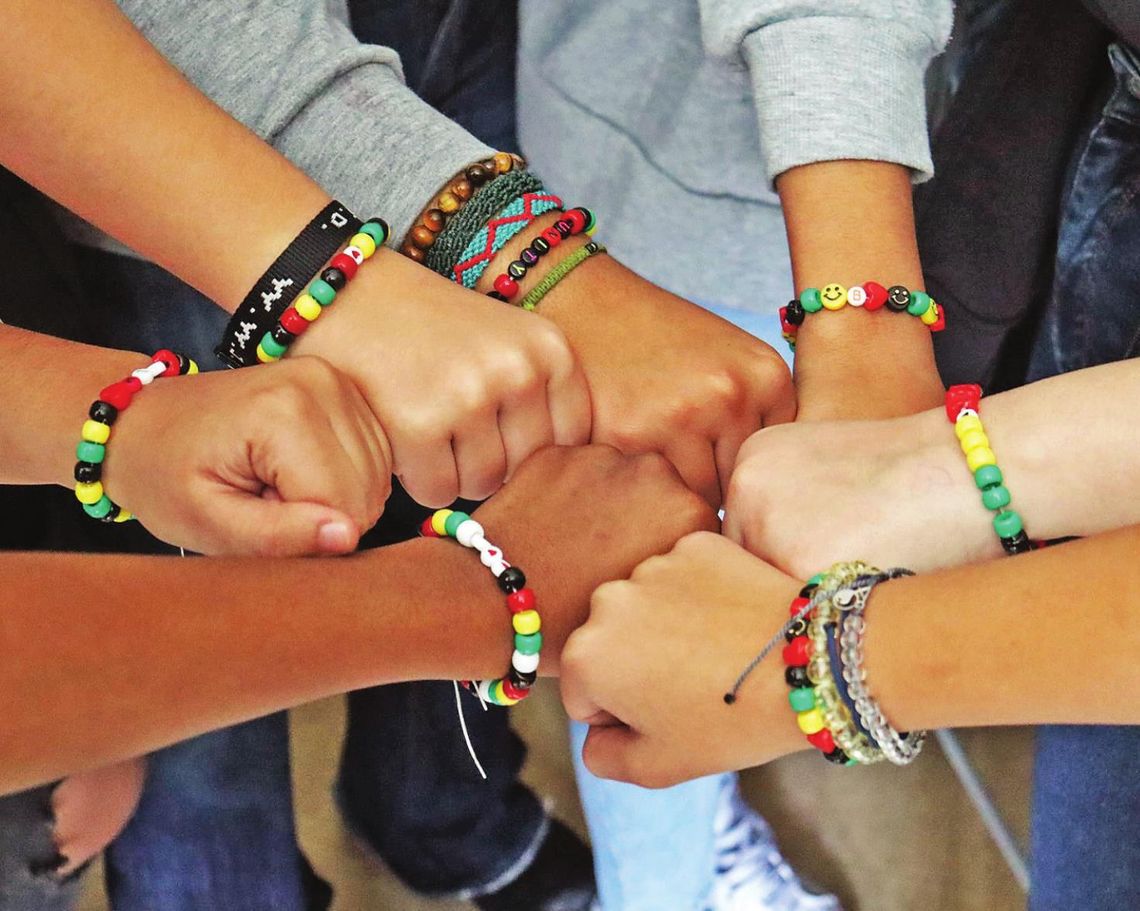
79, 687, 1032, 911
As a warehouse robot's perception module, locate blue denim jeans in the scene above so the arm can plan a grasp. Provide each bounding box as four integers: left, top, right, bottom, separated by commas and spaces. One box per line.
1023, 43, 1140, 911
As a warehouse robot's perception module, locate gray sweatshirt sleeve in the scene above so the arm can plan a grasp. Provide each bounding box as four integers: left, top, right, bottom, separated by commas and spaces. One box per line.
117, 0, 493, 244
698, 0, 953, 184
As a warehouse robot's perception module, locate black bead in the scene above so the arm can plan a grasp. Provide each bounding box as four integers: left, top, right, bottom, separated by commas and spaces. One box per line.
555, 219, 573, 238
320, 267, 347, 291
723, 693, 737, 705
1001, 530, 1033, 555
509, 668, 537, 689
885, 284, 912, 312
497, 566, 527, 594
785, 617, 808, 642
176, 352, 192, 375
584, 241, 601, 254
798, 584, 818, 600
74, 462, 102, 484
270, 324, 296, 347
520, 248, 540, 267
89, 400, 119, 425
488, 291, 508, 302
99, 503, 122, 524
531, 237, 551, 255
785, 299, 806, 326
784, 665, 811, 688
507, 260, 528, 280
823, 748, 849, 765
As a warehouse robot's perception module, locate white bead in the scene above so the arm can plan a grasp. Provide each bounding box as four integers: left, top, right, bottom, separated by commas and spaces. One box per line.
469, 533, 489, 552
489, 559, 509, 578
511, 650, 540, 674
455, 519, 484, 548
131, 367, 155, 385
475, 680, 495, 702
343, 245, 365, 265
847, 285, 868, 307
479, 546, 503, 568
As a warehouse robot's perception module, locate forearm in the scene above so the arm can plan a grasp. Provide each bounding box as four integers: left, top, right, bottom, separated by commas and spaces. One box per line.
0, 538, 511, 794
865, 526, 1140, 733
777, 160, 943, 420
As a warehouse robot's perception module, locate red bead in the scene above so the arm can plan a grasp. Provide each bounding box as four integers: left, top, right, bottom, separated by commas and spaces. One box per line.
502, 679, 529, 701
930, 307, 946, 333
124, 376, 143, 393
99, 381, 136, 410
779, 306, 797, 336
493, 274, 520, 299
329, 252, 359, 280
565, 209, 586, 234
152, 349, 180, 377
507, 588, 536, 614
279, 307, 309, 336
420, 517, 441, 538
862, 281, 888, 311
789, 596, 810, 617
807, 728, 835, 753
542, 227, 562, 246
781, 636, 811, 667
945, 383, 983, 423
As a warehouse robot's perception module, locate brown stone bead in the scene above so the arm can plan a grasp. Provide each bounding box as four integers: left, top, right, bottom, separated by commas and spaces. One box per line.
511, 153, 527, 170
401, 242, 426, 263
423, 208, 445, 232
493, 151, 513, 174
410, 225, 436, 249
451, 179, 473, 201
438, 191, 461, 213
466, 163, 492, 185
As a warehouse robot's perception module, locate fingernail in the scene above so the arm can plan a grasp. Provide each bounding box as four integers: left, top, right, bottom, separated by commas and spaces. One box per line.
317, 521, 353, 552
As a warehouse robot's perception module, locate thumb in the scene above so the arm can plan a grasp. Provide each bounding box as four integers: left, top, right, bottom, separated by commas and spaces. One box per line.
207, 492, 361, 557
580, 724, 645, 785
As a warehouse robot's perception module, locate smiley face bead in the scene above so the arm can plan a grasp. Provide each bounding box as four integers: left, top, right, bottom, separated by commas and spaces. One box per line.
820, 283, 847, 311
885, 285, 912, 312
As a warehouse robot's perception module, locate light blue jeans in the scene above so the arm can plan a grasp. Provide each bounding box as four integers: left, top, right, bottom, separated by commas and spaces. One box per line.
571, 303, 789, 911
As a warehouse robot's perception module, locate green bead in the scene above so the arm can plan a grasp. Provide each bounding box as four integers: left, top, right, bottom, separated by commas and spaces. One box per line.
83, 495, 114, 519
515, 632, 543, 655
973, 464, 1003, 490
444, 511, 470, 537
845, 758, 859, 767
359, 221, 388, 245
907, 290, 931, 316
807, 572, 826, 586
788, 687, 816, 712
993, 510, 1023, 539
981, 484, 1011, 510
308, 278, 337, 306
76, 440, 106, 464
259, 331, 288, 358
800, 288, 823, 313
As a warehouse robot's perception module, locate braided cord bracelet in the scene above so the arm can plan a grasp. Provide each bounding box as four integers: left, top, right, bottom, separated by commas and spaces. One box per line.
517, 242, 607, 311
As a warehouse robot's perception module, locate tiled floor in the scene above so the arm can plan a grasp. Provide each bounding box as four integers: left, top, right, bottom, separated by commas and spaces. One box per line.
80, 688, 1032, 911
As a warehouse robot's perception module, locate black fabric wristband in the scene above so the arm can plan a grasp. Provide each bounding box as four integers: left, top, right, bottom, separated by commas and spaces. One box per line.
215, 200, 361, 368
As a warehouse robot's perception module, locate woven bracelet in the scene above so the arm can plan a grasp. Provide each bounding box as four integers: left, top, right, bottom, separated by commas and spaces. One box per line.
517, 242, 607, 311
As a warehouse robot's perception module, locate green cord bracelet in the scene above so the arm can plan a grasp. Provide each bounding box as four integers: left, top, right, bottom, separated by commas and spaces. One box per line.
518, 242, 607, 312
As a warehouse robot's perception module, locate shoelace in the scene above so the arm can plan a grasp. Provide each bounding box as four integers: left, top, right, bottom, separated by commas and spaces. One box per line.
714, 807, 800, 902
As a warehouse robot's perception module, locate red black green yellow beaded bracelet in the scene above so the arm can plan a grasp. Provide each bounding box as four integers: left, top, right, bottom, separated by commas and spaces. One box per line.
421, 508, 541, 706
74, 349, 198, 523
945, 384, 1035, 556
778, 282, 946, 351
255, 219, 390, 364
487, 207, 598, 305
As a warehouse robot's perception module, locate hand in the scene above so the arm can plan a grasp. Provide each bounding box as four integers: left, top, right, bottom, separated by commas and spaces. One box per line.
561, 532, 806, 787
292, 251, 592, 507
539, 258, 795, 508
471, 445, 719, 671
723, 410, 996, 579
104, 357, 392, 556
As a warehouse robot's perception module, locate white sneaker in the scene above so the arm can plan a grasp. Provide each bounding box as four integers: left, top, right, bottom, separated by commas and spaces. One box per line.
708, 779, 843, 911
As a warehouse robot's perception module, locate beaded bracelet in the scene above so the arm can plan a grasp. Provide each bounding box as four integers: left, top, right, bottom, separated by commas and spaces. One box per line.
486, 207, 597, 304
779, 282, 946, 351
401, 152, 527, 265
74, 349, 198, 523
421, 508, 541, 706
452, 191, 564, 290
255, 219, 389, 364
517, 242, 607, 312
945, 384, 1034, 556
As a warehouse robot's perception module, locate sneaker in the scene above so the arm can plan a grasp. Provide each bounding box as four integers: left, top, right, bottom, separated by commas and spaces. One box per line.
475, 818, 597, 911
709, 779, 842, 911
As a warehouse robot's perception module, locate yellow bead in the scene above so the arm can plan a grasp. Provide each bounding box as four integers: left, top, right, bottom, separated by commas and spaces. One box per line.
114, 509, 133, 523
75, 481, 104, 505
350, 233, 377, 259
438, 191, 461, 213
81, 419, 111, 445
431, 509, 453, 536
954, 414, 983, 439
493, 680, 520, 706
959, 430, 990, 453
920, 301, 940, 325
796, 708, 825, 735
965, 446, 997, 471
512, 610, 541, 635
820, 283, 848, 311
293, 293, 322, 321
255, 343, 279, 364
187, 359, 199, 376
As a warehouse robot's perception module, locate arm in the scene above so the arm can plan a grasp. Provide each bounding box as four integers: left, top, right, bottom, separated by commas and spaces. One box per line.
725, 357, 1140, 577
560, 528, 1140, 788
0, 445, 717, 795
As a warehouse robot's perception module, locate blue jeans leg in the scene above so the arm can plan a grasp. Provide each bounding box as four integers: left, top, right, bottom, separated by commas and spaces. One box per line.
1025, 43, 1140, 911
